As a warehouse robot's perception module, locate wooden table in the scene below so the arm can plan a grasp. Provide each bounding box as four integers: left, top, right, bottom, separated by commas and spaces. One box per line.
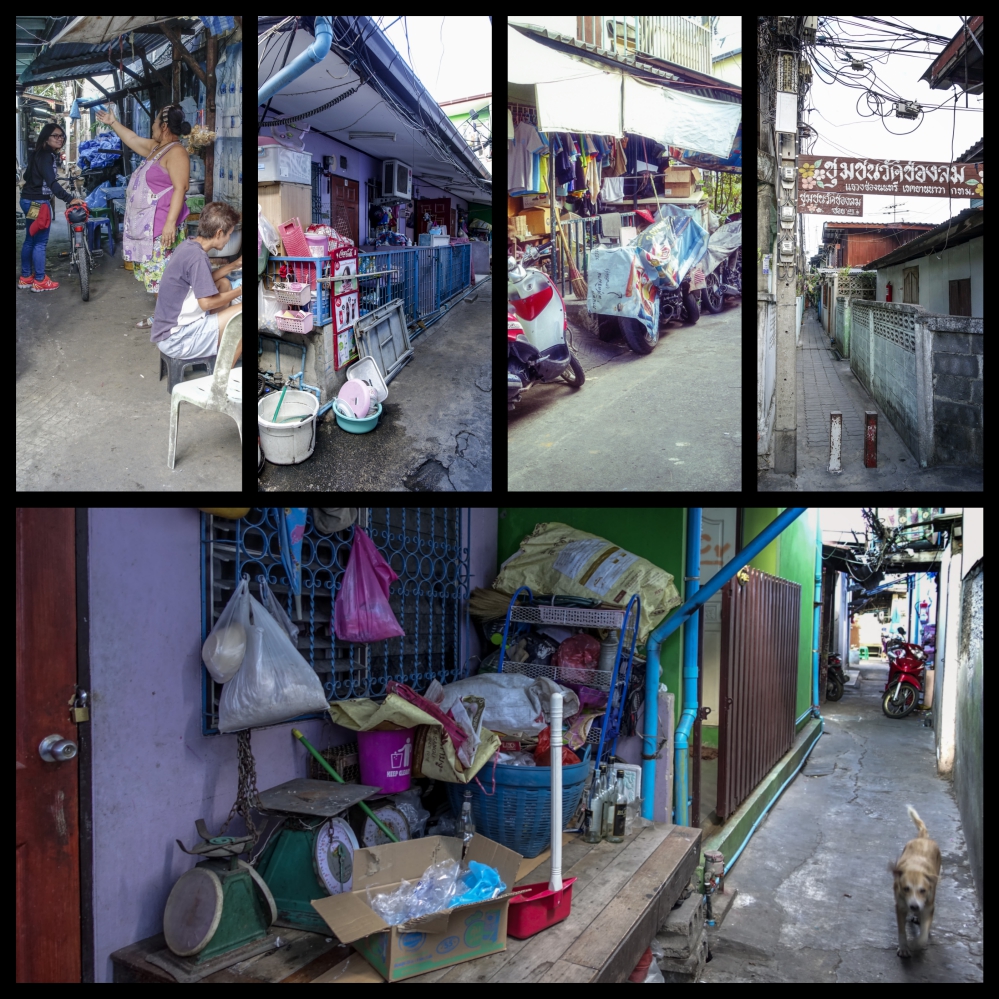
407, 822, 701, 983
111, 824, 700, 984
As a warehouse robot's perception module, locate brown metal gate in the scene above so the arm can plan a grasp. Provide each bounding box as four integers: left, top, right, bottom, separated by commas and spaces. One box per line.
717, 568, 801, 819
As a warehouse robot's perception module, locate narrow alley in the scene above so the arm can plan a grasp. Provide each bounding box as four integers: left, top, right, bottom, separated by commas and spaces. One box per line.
508, 301, 742, 492
701, 653, 983, 984
758, 308, 983, 492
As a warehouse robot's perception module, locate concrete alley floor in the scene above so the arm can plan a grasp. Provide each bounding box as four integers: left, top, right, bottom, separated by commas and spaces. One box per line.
258, 279, 492, 492
758, 308, 982, 492
16, 222, 241, 491
701, 657, 983, 984
508, 297, 742, 491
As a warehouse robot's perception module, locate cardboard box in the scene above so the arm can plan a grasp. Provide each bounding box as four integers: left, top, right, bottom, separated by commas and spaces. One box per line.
508, 195, 522, 217
661, 183, 695, 198
662, 166, 703, 184
258, 182, 312, 235
517, 207, 551, 235
311, 835, 522, 982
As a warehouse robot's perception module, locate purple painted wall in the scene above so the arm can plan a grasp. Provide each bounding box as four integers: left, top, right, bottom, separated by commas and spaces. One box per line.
87, 509, 328, 981
87, 507, 497, 980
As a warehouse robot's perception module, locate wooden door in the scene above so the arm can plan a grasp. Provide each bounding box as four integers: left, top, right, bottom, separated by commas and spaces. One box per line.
948, 277, 971, 316
16, 508, 82, 982
330, 176, 359, 246
415, 197, 450, 235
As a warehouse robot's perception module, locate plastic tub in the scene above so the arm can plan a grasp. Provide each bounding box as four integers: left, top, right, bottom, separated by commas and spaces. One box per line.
257, 390, 318, 464
357, 727, 414, 793
507, 878, 577, 938
305, 233, 328, 257
334, 400, 381, 434
445, 758, 589, 858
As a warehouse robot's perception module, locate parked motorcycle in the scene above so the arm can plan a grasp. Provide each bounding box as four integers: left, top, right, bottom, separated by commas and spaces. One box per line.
882, 641, 927, 718
508, 245, 584, 410
589, 211, 708, 355
825, 652, 847, 701
700, 220, 742, 315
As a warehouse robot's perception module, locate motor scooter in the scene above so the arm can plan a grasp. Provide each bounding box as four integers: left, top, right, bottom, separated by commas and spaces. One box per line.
882, 641, 927, 718
508, 245, 585, 410
825, 652, 847, 701
700, 220, 742, 315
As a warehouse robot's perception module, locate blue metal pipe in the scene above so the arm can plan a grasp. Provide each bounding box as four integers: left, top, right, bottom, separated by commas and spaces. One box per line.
642, 507, 808, 822
258, 16, 333, 107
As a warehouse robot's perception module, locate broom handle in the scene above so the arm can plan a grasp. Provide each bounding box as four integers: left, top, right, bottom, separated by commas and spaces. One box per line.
292, 728, 400, 843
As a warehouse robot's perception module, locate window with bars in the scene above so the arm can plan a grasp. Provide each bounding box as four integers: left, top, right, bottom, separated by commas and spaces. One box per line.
200, 508, 470, 735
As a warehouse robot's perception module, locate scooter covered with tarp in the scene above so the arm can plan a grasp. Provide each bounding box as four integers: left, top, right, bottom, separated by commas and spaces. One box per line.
586, 212, 708, 355
699, 220, 742, 314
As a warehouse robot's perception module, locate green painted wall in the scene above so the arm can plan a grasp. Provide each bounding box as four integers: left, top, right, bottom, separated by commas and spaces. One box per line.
743, 509, 819, 724
498, 508, 687, 722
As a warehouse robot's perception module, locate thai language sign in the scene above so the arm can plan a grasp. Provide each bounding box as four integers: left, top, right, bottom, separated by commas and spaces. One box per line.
797, 191, 864, 216
796, 157, 983, 199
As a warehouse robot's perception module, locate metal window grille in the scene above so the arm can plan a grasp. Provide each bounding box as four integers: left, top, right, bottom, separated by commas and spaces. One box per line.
200, 508, 470, 735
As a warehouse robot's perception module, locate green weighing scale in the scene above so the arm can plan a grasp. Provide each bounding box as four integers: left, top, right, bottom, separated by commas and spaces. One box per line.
255, 777, 382, 932
157, 819, 279, 978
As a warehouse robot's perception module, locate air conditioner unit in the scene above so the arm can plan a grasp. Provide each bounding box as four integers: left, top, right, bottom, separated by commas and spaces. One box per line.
381, 159, 412, 200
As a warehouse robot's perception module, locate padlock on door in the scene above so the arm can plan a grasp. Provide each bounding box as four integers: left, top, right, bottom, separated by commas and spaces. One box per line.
69, 687, 89, 723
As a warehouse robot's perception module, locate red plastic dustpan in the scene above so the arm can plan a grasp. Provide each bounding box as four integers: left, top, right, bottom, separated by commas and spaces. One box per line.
506, 878, 577, 939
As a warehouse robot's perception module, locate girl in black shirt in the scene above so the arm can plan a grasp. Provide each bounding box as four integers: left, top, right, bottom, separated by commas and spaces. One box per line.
19, 122, 86, 292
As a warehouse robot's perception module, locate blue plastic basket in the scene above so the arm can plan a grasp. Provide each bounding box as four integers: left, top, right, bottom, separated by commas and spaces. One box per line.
445, 757, 590, 858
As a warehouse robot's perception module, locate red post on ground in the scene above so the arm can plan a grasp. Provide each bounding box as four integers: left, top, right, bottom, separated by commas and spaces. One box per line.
864, 411, 878, 467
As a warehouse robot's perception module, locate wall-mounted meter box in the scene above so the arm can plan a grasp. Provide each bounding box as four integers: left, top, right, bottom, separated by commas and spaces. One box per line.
780, 205, 795, 222
781, 166, 796, 187
779, 238, 795, 261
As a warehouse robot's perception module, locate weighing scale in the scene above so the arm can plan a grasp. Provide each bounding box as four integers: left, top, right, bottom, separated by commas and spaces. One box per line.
254, 778, 381, 932
156, 819, 279, 980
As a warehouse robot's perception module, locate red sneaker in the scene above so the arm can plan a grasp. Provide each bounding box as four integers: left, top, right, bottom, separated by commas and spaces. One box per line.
31, 275, 60, 292
18, 276, 35, 290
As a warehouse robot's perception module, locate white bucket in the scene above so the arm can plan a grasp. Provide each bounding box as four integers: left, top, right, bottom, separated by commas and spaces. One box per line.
258, 390, 318, 464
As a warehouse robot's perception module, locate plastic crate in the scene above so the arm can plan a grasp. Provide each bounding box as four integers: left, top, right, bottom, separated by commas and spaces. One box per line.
275, 310, 314, 334
273, 282, 312, 306
445, 758, 589, 858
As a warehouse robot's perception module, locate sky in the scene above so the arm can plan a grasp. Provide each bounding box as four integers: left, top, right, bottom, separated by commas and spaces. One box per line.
800, 16, 983, 260
379, 16, 492, 105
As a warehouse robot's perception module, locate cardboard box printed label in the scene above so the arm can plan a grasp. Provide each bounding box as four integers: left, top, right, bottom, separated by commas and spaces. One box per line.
311, 835, 523, 982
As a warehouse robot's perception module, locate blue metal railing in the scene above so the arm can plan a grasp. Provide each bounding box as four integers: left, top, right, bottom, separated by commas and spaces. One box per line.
200, 508, 470, 734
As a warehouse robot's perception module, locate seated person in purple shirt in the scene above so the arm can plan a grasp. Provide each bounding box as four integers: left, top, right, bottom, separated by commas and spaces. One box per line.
150, 201, 243, 365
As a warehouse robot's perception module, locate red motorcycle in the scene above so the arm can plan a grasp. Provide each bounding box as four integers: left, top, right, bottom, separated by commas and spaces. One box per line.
882, 642, 927, 718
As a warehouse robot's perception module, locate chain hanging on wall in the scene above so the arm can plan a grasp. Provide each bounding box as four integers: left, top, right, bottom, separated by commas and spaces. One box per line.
219, 729, 263, 844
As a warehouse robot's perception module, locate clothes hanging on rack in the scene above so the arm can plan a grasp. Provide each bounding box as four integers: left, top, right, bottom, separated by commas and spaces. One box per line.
509, 120, 547, 194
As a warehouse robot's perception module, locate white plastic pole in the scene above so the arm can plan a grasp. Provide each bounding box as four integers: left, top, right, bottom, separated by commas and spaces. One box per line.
549, 692, 563, 892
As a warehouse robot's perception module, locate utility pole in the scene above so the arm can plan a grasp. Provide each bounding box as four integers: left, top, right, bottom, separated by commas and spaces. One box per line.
772, 20, 802, 474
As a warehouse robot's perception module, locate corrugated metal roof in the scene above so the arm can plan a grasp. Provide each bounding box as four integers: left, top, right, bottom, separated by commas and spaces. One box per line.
862, 207, 984, 270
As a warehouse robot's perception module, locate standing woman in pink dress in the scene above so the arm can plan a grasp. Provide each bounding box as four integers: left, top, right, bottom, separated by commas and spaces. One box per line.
95, 104, 192, 328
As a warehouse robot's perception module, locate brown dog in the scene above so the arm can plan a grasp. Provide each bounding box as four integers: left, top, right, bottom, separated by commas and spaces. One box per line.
891, 805, 941, 957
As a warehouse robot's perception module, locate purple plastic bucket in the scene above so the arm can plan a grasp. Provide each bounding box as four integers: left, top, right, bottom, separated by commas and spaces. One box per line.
358, 727, 414, 793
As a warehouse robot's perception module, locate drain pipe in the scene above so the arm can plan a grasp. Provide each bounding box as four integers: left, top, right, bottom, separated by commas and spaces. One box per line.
258, 16, 333, 107
642, 507, 808, 824
678, 508, 701, 828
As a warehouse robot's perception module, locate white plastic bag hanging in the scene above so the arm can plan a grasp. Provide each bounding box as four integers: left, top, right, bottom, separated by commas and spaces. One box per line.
260, 578, 299, 644
218, 594, 328, 732
202, 575, 250, 684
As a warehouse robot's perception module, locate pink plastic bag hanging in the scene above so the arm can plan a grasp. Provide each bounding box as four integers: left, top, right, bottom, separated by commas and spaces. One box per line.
333, 528, 406, 643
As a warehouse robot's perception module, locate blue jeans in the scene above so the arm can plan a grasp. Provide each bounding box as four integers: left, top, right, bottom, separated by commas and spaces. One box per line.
20, 198, 52, 281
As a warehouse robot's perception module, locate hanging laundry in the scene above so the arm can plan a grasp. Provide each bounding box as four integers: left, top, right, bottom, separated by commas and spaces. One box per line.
509, 120, 546, 194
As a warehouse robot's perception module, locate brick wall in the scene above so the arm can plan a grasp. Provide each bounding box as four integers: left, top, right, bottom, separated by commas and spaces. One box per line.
928, 318, 984, 466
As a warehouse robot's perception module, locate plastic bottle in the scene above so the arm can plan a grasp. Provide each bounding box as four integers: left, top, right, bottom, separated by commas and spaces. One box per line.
460, 789, 475, 857
608, 770, 627, 843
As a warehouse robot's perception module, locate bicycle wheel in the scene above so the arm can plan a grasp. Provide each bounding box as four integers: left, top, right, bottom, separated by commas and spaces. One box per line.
77, 245, 90, 301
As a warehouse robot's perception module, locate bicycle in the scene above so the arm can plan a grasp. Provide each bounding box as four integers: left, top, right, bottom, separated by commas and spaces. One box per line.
59, 172, 101, 301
